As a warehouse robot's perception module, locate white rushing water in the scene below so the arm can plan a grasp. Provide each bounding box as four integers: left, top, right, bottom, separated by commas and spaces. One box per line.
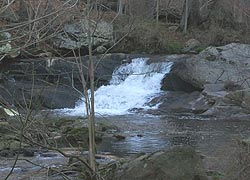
61, 58, 172, 116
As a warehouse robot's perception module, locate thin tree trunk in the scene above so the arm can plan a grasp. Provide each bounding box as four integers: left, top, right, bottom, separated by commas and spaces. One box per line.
156, 0, 159, 24
19, 0, 29, 21
118, 0, 123, 15
86, 0, 96, 173
165, 0, 172, 23
183, 0, 189, 33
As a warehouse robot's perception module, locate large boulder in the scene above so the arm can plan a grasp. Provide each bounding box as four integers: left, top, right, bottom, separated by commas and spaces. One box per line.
0, 53, 130, 109
199, 84, 250, 117
111, 146, 208, 180
160, 43, 250, 117
148, 91, 212, 114
163, 43, 250, 90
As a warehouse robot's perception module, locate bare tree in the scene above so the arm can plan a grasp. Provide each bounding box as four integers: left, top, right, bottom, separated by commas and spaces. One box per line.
183, 0, 189, 33
118, 0, 123, 15
156, 0, 160, 24
86, 0, 96, 173
0, 0, 99, 178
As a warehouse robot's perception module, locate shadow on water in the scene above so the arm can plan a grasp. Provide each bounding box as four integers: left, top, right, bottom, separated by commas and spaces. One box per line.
97, 114, 250, 156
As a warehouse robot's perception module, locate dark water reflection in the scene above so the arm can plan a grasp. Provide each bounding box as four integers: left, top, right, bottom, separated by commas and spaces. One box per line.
97, 114, 250, 156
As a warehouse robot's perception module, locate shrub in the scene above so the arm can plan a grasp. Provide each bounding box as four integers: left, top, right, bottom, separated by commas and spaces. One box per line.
167, 41, 182, 54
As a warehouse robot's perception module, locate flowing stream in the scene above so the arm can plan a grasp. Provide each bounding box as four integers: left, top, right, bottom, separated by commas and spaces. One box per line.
97, 115, 250, 156
2, 56, 250, 179
60, 58, 172, 116
59, 56, 250, 157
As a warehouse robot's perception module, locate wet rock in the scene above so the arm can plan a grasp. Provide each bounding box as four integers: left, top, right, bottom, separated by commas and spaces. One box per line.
112, 146, 208, 180
151, 91, 211, 114
1, 53, 129, 109
160, 43, 250, 117
0, 149, 16, 157
63, 126, 89, 146
96, 122, 119, 132
202, 84, 226, 97
40, 152, 58, 158
190, 96, 214, 114
22, 148, 36, 157
0, 135, 20, 152
161, 70, 202, 92
50, 117, 104, 147
225, 89, 250, 110
113, 134, 126, 141
199, 84, 250, 117
0, 120, 21, 152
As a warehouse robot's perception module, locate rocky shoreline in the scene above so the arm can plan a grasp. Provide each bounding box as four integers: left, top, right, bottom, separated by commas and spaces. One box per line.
1, 43, 250, 179
1, 43, 250, 118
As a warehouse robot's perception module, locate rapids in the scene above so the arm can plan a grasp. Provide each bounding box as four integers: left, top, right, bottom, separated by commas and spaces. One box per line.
61, 58, 172, 116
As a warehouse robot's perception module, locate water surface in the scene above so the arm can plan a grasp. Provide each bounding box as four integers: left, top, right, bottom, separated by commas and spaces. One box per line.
97, 114, 250, 156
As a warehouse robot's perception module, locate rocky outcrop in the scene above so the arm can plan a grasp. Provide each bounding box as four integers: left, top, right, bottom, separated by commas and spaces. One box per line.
161, 43, 250, 117
54, 19, 113, 51
163, 43, 250, 90
111, 146, 208, 180
2, 43, 250, 117
0, 53, 131, 109
149, 91, 212, 115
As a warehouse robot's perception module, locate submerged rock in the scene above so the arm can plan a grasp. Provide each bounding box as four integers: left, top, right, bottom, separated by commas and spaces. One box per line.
113, 134, 126, 141
111, 146, 208, 180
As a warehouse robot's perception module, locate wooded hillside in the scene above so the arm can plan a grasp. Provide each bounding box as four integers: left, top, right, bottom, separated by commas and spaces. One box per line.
1, 0, 250, 58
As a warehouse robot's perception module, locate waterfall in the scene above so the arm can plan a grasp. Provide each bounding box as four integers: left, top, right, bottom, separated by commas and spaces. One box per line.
60, 58, 172, 116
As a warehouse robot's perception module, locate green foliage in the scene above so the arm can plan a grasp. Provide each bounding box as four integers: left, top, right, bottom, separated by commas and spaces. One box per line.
207, 171, 224, 180
0, 32, 11, 41
194, 46, 206, 53
0, 33, 4, 40
167, 41, 182, 54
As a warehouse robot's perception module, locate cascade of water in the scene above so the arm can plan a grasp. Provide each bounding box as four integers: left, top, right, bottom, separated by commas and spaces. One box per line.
60, 58, 172, 116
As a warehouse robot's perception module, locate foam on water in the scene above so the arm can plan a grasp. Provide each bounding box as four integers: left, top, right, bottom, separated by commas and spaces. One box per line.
60, 58, 172, 116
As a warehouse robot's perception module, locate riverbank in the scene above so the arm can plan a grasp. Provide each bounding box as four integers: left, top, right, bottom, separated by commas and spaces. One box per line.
1, 43, 250, 179
1, 113, 250, 179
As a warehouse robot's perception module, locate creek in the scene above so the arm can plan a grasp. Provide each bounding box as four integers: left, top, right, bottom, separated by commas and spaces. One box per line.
1, 56, 250, 179
59, 57, 173, 116
59, 56, 250, 156
97, 114, 250, 156
62, 56, 250, 159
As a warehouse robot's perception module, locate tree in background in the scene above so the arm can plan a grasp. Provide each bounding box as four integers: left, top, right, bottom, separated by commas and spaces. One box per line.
0, 0, 131, 179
